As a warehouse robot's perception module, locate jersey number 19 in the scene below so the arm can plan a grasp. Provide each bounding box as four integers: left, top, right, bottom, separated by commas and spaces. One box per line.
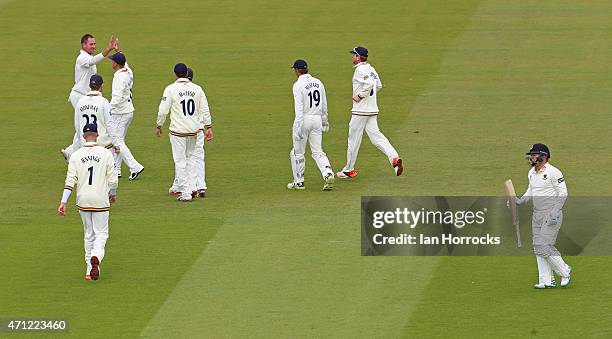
308, 90, 320, 108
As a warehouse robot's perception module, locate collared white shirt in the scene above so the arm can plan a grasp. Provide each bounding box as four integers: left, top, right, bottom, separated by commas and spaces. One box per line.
71, 50, 105, 95
64, 142, 118, 211
352, 62, 382, 114
110, 64, 135, 114
157, 78, 212, 136
292, 74, 328, 129
519, 162, 568, 212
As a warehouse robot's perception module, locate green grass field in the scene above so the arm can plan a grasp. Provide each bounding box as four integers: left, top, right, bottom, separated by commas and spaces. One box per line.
2, 0, 612, 337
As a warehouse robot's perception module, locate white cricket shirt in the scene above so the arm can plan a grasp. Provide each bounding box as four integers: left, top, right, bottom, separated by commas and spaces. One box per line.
157, 78, 212, 136
71, 50, 105, 95
110, 64, 135, 114
519, 163, 568, 212
292, 74, 328, 128
352, 62, 382, 115
64, 142, 118, 211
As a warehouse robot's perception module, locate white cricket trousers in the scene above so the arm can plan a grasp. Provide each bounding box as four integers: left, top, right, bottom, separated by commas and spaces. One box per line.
110, 113, 144, 175
290, 115, 333, 183
532, 211, 570, 282
80, 210, 109, 273
194, 131, 207, 189
170, 134, 197, 197
342, 114, 399, 172
170, 131, 206, 191
64, 91, 84, 157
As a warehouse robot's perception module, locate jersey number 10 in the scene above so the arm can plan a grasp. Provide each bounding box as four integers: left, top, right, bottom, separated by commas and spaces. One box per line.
180, 99, 196, 116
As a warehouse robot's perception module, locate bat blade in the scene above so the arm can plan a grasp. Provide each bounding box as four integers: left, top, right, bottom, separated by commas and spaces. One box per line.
504, 179, 522, 247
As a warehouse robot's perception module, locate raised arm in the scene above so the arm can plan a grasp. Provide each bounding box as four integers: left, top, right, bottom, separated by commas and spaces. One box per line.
80, 36, 116, 68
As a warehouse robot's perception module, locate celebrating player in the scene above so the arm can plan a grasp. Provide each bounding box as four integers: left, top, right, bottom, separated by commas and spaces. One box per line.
337, 46, 403, 179
58, 123, 119, 281
74, 75, 118, 153
156, 63, 213, 202
515, 143, 572, 288
287, 59, 334, 191
108, 52, 145, 180
61, 34, 118, 161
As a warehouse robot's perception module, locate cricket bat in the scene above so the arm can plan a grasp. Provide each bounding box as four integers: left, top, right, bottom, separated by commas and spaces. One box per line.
504, 179, 522, 247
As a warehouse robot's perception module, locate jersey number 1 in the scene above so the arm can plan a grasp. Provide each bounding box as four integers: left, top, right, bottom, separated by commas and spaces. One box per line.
87, 166, 94, 185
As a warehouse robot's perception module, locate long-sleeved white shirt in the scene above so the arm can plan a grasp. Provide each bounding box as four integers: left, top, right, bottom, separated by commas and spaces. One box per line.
64, 142, 118, 211
71, 50, 105, 96
292, 74, 328, 130
74, 91, 116, 148
157, 78, 212, 136
110, 64, 135, 114
518, 163, 568, 213
352, 62, 382, 115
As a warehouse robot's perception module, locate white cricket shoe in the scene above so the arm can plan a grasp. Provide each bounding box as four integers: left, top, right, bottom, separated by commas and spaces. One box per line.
322, 173, 334, 191
533, 282, 556, 289
129, 167, 144, 181
561, 266, 572, 287
177, 195, 193, 202
287, 182, 305, 190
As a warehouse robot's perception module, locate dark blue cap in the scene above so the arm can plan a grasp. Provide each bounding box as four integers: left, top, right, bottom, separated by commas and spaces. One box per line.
109, 52, 126, 65
350, 46, 368, 57
174, 63, 188, 77
291, 59, 308, 70
90, 74, 103, 86
83, 123, 98, 134
527, 143, 550, 158
187, 68, 194, 81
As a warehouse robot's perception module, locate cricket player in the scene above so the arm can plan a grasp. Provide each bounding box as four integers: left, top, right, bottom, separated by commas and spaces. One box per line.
58, 123, 118, 281
337, 46, 403, 179
61, 34, 118, 161
74, 75, 118, 153
515, 143, 571, 288
287, 59, 334, 191
108, 52, 145, 180
156, 63, 213, 202
169, 68, 212, 197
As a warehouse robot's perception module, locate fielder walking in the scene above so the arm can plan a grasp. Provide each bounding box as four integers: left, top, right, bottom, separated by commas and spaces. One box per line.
287, 59, 334, 190
156, 63, 213, 202
337, 46, 403, 179
61, 34, 117, 161
108, 52, 145, 180
515, 143, 572, 288
169, 68, 212, 197
58, 123, 118, 281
